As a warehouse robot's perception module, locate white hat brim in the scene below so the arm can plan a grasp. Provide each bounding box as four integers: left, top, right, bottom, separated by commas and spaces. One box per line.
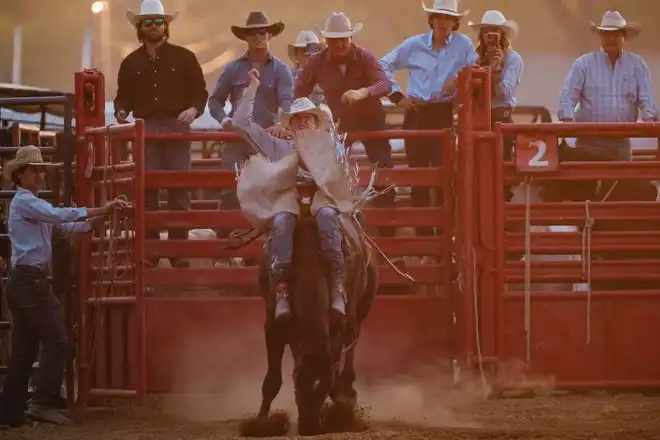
318, 22, 363, 39
590, 22, 641, 39
126, 10, 180, 26
3, 160, 61, 181
470, 20, 519, 38
422, 3, 469, 17
281, 107, 330, 131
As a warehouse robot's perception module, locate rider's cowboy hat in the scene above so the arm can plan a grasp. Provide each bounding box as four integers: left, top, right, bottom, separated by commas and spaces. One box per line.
126, 0, 179, 26
590, 10, 641, 39
3, 145, 61, 182
317, 12, 363, 39
469, 10, 518, 39
422, 0, 470, 17
231, 12, 285, 41
288, 30, 321, 63
280, 98, 332, 131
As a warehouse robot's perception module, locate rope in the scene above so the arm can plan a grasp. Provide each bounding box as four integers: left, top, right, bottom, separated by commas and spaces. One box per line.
471, 247, 489, 394
581, 200, 594, 345
523, 176, 533, 363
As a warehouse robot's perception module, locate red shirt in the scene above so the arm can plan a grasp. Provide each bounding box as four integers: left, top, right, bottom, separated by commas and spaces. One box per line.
294, 44, 392, 130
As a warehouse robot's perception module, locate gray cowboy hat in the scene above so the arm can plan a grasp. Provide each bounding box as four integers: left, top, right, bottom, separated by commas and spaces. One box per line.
231, 11, 285, 41
3, 145, 61, 182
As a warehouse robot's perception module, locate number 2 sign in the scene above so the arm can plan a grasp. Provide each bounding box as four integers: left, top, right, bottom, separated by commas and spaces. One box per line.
515, 135, 559, 172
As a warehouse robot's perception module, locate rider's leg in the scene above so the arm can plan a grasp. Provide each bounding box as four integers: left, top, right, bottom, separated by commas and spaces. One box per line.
315, 206, 346, 315
271, 211, 297, 320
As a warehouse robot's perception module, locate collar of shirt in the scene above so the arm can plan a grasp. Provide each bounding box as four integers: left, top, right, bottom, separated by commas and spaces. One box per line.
239, 51, 275, 64
139, 41, 171, 58
323, 45, 359, 65
424, 31, 455, 49
598, 47, 624, 65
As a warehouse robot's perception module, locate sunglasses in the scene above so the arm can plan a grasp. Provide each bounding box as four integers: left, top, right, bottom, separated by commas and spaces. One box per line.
246, 28, 269, 37
141, 18, 165, 27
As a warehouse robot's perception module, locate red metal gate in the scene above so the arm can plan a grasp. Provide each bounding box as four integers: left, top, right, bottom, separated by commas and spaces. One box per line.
456, 66, 660, 390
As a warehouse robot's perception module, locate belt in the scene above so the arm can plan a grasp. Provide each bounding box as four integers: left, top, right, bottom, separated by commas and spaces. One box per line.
12, 264, 49, 279
492, 107, 513, 120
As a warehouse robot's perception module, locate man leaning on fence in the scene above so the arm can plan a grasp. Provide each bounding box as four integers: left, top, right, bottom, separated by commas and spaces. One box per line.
379, 0, 476, 237
558, 10, 658, 161
114, 0, 208, 268
208, 11, 293, 238
0, 146, 125, 428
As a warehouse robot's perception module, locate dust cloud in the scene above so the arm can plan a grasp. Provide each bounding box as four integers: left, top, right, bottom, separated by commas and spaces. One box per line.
158, 328, 502, 429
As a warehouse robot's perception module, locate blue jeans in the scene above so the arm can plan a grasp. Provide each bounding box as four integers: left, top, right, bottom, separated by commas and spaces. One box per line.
0, 266, 68, 421
270, 207, 344, 282
144, 118, 191, 240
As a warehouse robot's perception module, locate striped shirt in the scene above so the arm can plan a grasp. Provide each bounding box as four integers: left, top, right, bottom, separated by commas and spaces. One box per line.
558, 48, 658, 159
379, 32, 477, 103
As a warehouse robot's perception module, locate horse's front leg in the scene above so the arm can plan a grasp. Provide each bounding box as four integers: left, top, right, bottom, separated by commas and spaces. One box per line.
259, 319, 287, 418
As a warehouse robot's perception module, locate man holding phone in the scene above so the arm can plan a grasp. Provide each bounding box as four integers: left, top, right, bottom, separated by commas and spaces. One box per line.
471, 10, 523, 161
380, 0, 476, 238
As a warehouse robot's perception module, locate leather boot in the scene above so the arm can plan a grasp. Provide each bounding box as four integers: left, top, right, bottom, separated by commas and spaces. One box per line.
274, 282, 292, 321
330, 276, 347, 316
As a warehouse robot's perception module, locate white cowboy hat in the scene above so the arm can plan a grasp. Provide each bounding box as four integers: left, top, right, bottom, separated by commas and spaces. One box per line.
590, 10, 641, 39
317, 12, 363, 39
288, 30, 321, 63
3, 145, 61, 182
126, 0, 180, 26
469, 10, 518, 38
422, 0, 470, 17
231, 11, 285, 41
280, 98, 332, 131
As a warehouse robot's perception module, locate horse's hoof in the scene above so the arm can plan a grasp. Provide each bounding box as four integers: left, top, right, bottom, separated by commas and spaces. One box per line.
319, 401, 369, 434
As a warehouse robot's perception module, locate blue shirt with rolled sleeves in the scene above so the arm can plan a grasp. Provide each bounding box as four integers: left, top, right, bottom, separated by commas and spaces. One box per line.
8, 188, 91, 273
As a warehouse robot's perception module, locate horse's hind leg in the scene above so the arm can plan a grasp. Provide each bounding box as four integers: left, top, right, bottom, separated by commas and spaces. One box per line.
259, 320, 287, 417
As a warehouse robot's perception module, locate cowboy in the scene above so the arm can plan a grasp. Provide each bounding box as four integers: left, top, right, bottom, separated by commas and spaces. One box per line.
559, 10, 658, 161
232, 68, 348, 321
471, 10, 523, 161
0, 146, 125, 427
288, 30, 325, 106
293, 12, 395, 236
208, 11, 293, 235
379, 0, 476, 237
115, 0, 207, 268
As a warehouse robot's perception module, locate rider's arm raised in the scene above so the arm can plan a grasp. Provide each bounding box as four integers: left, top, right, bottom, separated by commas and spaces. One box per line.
231, 81, 293, 161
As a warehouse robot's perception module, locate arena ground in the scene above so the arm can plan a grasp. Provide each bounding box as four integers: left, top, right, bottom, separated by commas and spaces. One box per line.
6, 384, 660, 439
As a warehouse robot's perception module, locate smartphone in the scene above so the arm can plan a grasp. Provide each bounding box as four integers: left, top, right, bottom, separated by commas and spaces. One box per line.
485, 32, 500, 47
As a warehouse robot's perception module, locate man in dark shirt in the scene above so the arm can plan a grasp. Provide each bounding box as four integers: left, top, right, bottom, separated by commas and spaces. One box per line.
115, 0, 208, 268
295, 12, 395, 236
208, 11, 293, 235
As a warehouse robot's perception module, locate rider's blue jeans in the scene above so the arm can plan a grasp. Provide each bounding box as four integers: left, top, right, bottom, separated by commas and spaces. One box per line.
270, 207, 344, 283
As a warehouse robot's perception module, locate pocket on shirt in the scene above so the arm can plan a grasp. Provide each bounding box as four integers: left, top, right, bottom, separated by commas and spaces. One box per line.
621, 77, 637, 102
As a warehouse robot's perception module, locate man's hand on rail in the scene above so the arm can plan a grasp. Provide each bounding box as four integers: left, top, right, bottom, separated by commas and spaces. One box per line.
440, 77, 458, 97
177, 107, 198, 125
341, 88, 369, 105
397, 96, 421, 113
104, 197, 129, 214
221, 117, 233, 131
116, 110, 129, 124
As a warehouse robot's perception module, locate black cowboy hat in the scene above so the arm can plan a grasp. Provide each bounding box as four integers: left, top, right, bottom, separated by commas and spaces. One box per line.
231, 11, 285, 41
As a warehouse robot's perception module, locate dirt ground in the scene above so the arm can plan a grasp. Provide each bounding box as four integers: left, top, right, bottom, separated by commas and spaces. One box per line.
5, 390, 660, 440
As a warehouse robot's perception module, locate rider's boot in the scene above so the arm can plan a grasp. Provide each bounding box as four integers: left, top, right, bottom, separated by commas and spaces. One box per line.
274, 282, 293, 321
330, 274, 347, 316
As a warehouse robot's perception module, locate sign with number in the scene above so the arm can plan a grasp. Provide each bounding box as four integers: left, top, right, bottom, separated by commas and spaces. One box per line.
515, 135, 559, 172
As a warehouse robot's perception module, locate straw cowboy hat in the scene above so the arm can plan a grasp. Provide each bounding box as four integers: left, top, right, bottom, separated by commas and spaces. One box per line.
288, 30, 321, 62
280, 98, 332, 131
3, 145, 61, 181
422, 0, 470, 17
470, 10, 519, 39
317, 12, 363, 38
590, 10, 641, 39
126, 0, 179, 26
231, 11, 285, 41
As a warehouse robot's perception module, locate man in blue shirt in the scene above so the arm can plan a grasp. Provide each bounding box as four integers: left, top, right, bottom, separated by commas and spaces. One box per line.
208, 11, 293, 232
380, 0, 476, 237
0, 146, 125, 427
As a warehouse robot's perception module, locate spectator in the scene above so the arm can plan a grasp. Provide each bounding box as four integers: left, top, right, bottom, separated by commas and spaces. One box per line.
208, 11, 293, 236
558, 10, 658, 161
471, 10, 523, 161
115, 0, 207, 268
288, 30, 325, 105
0, 146, 125, 427
380, 0, 475, 237
294, 12, 395, 236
